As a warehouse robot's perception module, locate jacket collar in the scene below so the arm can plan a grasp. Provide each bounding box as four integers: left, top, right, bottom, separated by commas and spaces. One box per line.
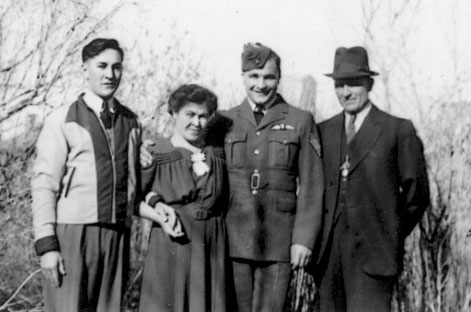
325, 104, 382, 176
237, 94, 288, 129
347, 104, 382, 173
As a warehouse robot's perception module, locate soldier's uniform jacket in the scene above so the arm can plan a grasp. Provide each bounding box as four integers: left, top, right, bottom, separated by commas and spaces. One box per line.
222, 94, 324, 262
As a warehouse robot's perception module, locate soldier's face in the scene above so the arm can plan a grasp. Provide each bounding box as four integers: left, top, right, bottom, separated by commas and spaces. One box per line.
83, 49, 122, 100
242, 59, 280, 105
173, 102, 210, 144
334, 77, 372, 114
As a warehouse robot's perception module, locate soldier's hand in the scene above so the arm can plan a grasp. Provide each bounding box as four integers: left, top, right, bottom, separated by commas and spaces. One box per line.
140, 139, 154, 168
40, 251, 66, 288
290, 244, 312, 269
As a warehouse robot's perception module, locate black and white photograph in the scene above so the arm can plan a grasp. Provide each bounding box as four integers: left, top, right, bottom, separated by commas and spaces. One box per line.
1, 0, 470, 311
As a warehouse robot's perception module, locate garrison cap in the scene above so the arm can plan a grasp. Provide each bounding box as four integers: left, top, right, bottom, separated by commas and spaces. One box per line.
241, 42, 273, 72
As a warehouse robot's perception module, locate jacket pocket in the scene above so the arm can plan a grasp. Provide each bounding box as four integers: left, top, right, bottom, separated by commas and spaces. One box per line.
268, 131, 299, 168
63, 166, 76, 198
224, 132, 247, 168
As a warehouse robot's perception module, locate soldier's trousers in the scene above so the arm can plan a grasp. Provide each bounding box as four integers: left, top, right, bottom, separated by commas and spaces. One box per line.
231, 258, 290, 312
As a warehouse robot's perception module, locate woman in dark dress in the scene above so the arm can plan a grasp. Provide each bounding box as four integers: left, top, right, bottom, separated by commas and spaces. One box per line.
138, 84, 230, 312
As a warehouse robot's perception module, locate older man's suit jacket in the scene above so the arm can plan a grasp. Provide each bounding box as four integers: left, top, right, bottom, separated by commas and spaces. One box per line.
317, 105, 429, 277
222, 95, 324, 262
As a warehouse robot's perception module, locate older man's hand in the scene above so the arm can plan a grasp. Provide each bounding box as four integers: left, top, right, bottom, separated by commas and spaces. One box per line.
290, 244, 312, 269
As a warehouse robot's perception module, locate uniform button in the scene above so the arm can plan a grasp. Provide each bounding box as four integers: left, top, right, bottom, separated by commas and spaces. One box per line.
252, 190, 258, 195
254, 149, 260, 155
256, 131, 261, 136
283, 139, 288, 144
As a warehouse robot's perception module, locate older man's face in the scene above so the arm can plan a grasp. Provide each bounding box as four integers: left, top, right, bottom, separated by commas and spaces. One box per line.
334, 77, 371, 114
242, 59, 280, 106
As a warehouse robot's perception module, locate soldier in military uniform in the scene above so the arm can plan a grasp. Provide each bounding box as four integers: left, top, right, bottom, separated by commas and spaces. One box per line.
222, 43, 324, 312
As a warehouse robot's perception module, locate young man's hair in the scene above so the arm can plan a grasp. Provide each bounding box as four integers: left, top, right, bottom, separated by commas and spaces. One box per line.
82, 38, 124, 63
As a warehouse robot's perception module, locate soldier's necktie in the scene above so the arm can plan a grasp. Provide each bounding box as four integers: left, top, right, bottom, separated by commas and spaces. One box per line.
253, 105, 264, 125
100, 101, 113, 129
346, 113, 356, 143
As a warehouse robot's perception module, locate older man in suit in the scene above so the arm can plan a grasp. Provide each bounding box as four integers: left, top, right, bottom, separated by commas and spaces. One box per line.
316, 46, 430, 312
223, 43, 324, 312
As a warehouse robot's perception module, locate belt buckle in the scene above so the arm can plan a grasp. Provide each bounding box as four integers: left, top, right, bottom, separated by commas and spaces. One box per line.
251, 172, 260, 190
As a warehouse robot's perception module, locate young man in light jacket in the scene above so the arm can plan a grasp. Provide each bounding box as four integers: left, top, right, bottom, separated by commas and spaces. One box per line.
31, 38, 140, 312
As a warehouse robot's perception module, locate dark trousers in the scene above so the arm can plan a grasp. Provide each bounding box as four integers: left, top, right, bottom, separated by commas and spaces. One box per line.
231, 259, 291, 312
43, 224, 129, 312
318, 215, 395, 312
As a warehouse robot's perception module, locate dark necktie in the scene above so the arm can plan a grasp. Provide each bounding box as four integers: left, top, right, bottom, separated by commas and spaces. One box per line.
100, 101, 113, 129
346, 113, 356, 144
253, 105, 264, 125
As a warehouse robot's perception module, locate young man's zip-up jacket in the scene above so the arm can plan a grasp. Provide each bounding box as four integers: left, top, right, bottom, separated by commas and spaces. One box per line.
31, 93, 141, 256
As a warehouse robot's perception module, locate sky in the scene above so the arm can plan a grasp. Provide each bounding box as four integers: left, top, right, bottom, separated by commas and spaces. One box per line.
3, 0, 469, 139
99, 0, 471, 120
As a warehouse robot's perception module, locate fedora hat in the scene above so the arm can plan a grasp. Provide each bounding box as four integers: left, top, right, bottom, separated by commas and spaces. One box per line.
325, 46, 378, 79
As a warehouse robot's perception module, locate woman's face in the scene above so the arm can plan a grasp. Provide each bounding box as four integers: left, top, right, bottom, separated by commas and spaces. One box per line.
173, 102, 210, 143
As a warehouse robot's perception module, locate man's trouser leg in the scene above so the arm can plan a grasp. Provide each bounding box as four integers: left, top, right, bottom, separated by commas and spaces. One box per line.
318, 218, 395, 312
232, 259, 290, 312
42, 224, 129, 312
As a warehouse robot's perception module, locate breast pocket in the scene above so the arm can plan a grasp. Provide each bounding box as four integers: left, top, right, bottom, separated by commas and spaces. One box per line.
224, 132, 247, 168
268, 131, 299, 168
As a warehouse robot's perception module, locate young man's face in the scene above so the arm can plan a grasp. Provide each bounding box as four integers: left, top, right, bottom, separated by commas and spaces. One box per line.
334, 77, 372, 114
242, 58, 280, 106
83, 48, 123, 100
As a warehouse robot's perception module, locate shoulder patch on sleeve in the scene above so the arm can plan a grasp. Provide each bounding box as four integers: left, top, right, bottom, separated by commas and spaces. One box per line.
309, 133, 322, 158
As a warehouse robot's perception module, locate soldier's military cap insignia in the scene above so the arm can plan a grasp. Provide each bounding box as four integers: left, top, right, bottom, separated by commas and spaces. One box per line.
309, 134, 322, 158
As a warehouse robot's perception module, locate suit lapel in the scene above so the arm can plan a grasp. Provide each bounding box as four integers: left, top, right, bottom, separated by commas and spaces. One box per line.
348, 105, 382, 173
324, 113, 344, 177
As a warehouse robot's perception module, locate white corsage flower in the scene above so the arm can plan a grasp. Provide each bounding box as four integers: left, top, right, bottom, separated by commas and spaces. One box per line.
191, 152, 210, 176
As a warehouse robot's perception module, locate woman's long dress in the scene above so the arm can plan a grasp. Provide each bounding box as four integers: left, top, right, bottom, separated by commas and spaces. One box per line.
139, 138, 229, 312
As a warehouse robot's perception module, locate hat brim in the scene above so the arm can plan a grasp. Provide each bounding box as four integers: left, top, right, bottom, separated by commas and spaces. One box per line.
324, 71, 379, 79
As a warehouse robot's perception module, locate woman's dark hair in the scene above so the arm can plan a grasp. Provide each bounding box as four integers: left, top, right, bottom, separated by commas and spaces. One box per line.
82, 38, 124, 63
168, 84, 218, 115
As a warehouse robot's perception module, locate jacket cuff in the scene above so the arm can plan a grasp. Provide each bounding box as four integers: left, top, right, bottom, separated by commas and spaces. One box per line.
34, 235, 60, 256
145, 191, 163, 208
